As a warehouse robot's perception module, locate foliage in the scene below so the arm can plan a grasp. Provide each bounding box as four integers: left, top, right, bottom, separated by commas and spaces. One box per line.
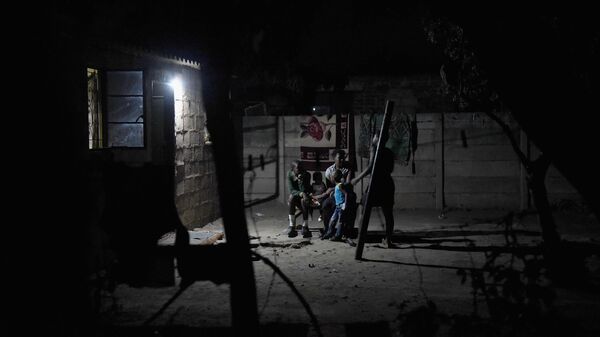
457, 213, 556, 331
423, 18, 500, 112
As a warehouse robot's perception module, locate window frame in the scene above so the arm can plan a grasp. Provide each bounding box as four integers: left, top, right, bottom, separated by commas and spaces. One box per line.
88, 68, 147, 150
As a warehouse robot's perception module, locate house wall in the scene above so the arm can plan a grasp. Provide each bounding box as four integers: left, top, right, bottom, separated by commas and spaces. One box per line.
172, 67, 221, 228
86, 46, 220, 229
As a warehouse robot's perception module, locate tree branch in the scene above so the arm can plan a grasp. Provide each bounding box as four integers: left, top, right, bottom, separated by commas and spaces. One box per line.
485, 111, 530, 169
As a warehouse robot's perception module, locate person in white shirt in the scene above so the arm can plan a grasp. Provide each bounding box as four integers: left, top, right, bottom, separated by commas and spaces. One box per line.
318, 150, 356, 239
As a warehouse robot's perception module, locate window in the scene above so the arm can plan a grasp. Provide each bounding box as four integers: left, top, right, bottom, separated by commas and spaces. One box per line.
87, 68, 145, 149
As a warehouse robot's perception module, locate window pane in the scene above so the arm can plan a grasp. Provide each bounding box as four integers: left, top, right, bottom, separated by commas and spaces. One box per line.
107, 97, 143, 123
108, 123, 144, 147
106, 71, 143, 95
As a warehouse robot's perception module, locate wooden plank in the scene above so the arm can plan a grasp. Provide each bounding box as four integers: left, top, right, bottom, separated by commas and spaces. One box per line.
278, 117, 285, 203
356, 100, 394, 260
435, 113, 444, 210
189, 230, 225, 245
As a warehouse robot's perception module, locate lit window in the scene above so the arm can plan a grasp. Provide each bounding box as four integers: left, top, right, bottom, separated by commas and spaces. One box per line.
87, 69, 145, 149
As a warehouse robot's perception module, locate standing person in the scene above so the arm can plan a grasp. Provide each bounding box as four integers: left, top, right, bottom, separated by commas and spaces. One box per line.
287, 160, 312, 238
321, 169, 348, 241
352, 129, 396, 248
321, 150, 355, 233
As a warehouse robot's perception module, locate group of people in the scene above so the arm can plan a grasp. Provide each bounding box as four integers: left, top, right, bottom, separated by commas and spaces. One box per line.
286, 130, 397, 248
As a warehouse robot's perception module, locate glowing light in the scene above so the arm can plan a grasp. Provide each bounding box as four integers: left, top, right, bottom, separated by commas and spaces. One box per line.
169, 77, 183, 98
169, 77, 184, 131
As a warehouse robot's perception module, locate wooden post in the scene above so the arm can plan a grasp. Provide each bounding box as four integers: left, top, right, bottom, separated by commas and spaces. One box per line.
355, 100, 394, 260
435, 112, 445, 210
278, 116, 285, 203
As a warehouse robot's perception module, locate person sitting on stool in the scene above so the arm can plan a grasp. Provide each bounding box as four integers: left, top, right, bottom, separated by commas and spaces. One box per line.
286, 160, 312, 238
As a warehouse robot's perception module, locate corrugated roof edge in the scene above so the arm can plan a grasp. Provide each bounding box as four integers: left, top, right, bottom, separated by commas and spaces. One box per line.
101, 43, 202, 70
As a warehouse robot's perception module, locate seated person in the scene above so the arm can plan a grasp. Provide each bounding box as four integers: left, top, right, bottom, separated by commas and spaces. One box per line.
310, 171, 327, 221
287, 160, 312, 238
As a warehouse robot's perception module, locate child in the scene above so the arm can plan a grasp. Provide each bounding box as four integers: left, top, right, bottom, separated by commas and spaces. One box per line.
321, 169, 348, 241
310, 171, 327, 222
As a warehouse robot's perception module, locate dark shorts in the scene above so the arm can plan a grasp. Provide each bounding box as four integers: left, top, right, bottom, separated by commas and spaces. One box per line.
365, 176, 395, 207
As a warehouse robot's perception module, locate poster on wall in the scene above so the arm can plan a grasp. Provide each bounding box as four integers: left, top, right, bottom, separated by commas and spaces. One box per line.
299, 107, 350, 172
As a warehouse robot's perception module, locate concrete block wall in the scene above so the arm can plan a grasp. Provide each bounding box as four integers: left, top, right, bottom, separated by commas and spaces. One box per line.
442, 112, 522, 209
350, 75, 445, 209
242, 116, 279, 204
259, 110, 586, 211
174, 67, 220, 228
268, 74, 586, 210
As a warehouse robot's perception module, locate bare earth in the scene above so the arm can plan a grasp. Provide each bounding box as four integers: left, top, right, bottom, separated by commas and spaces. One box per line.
98, 200, 600, 336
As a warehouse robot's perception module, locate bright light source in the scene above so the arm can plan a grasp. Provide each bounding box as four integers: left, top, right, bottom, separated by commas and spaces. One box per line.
169, 77, 183, 98
312, 107, 316, 111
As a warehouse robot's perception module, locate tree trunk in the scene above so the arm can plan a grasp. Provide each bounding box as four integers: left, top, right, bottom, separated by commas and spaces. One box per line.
528, 155, 562, 274
484, 112, 563, 274
529, 156, 560, 247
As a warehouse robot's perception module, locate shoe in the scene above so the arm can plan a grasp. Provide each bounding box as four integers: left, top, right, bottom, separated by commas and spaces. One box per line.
318, 216, 322, 222
345, 238, 357, 247
321, 232, 332, 240
287, 226, 298, 238
302, 226, 312, 238
382, 238, 396, 248
330, 235, 343, 242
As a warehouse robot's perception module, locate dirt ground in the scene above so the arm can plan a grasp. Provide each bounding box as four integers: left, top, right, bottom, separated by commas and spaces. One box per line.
98, 200, 600, 336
